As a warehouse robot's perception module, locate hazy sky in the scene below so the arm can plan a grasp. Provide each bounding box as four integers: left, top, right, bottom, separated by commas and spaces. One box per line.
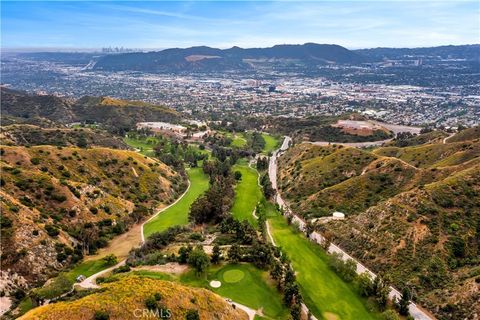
1, 1, 479, 49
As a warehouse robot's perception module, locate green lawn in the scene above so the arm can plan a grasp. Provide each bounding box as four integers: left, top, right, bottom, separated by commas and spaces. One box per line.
231, 164, 262, 226
143, 167, 209, 237
33, 259, 113, 300
65, 259, 109, 282
207, 264, 289, 319
124, 136, 159, 156
138, 264, 289, 319
261, 133, 280, 154
231, 134, 247, 148
268, 212, 379, 320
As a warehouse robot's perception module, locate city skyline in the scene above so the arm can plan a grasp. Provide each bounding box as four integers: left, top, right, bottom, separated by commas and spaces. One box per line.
1, 1, 479, 50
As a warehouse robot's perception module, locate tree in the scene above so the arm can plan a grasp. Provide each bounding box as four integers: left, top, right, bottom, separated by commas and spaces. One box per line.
290, 303, 302, 320
211, 244, 221, 264
270, 261, 284, 282
382, 310, 400, 320
398, 287, 412, 316
76, 134, 88, 148
284, 282, 300, 306
234, 171, 242, 181
249, 242, 273, 269
228, 244, 242, 263
187, 247, 210, 276
102, 254, 117, 266
357, 272, 373, 297
178, 245, 192, 264
372, 276, 390, 311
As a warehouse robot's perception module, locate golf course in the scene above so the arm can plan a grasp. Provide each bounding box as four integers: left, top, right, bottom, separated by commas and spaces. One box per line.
134, 263, 289, 319
231, 163, 262, 226
261, 133, 281, 154
124, 135, 159, 156
268, 211, 378, 320
143, 167, 210, 237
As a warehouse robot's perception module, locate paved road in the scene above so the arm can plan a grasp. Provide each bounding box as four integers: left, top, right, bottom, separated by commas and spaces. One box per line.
225, 299, 256, 320
269, 137, 434, 320
77, 260, 126, 289
309, 139, 392, 148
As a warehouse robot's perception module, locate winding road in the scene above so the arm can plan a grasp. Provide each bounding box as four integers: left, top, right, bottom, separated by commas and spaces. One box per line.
268, 136, 435, 320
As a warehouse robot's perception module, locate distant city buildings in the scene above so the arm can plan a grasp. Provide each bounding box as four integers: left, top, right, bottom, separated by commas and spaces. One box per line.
2, 55, 479, 128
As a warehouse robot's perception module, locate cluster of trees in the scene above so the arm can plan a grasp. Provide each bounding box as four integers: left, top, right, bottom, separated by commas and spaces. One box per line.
327, 253, 411, 317
256, 157, 269, 171
260, 174, 275, 200
204, 133, 233, 147
127, 226, 187, 265
249, 132, 266, 153
356, 272, 393, 312
177, 245, 211, 276
219, 217, 257, 245
67, 204, 150, 256
269, 253, 303, 320
189, 159, 236, 225
153, 138, 206, 170
189, 175, 235, 224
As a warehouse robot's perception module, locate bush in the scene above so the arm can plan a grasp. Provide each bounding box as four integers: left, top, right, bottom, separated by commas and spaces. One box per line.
382, 310, 400, 320
102, 254, 118, 266
113, 265, 131, 274
45, 224, 60, 237
94, 310, 110, 320
185, 309, 200, 320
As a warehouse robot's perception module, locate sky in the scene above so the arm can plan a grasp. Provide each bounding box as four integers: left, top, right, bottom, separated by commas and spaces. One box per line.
1, 1, 479, 50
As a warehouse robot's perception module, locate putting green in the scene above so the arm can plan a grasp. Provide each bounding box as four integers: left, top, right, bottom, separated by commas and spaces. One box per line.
223, 269, 245, 283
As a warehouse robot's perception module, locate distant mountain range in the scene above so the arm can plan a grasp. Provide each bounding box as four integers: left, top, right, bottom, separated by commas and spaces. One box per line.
91, 43, 367, 72
12, 43, 479, 73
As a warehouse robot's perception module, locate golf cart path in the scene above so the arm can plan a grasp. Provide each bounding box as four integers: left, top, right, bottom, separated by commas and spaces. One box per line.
77, 178, 192, 289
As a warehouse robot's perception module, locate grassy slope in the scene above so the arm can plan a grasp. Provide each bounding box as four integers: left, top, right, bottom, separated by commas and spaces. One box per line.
21, 276, 247, 320
268, 212, 377, 320
208, 264, 288, 319
231, 164, 262, 226
143, 168, 209, 237
261, 133, 280, 154
231, 134, 247, 148
446, 126, 480, 143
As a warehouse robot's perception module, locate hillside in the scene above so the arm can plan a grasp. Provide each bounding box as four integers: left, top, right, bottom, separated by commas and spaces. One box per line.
385, 130, 449, 147
0, 124, 129, 149
446, 126, 480, 143
0, 88, 180, 129
326, 164, 480, 320
0, 145, 186, 288
277, 136, 480, 319
0, 88, 75, 125
373, 140, 480, 168
355, 44, 480, 61
19, 275, 247, 319
92, 43, 367, 72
